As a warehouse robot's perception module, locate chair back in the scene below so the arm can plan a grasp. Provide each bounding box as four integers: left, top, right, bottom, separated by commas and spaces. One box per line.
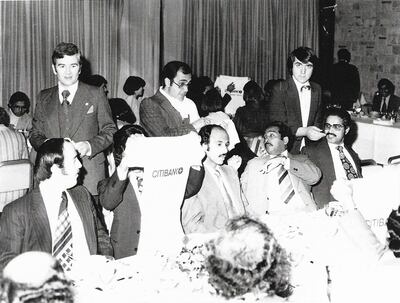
0, 159, 32, 192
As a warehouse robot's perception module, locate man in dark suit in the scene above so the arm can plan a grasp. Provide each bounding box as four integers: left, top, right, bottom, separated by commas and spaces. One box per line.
372, 78, 400, 113
30, 42, 117, 196
268, 47, 325, 154
0, 138, 112, 272
329, 48, 360, 110
302, 107, 362, 209
140, 61, 205, 137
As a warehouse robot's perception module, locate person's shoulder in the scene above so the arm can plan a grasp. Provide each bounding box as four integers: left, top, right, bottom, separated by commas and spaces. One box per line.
141, 90, 165, 106
2, 192, 32, 214
38, 86, 57, 100
247, 156, 267, 167
310, 81, 321, 90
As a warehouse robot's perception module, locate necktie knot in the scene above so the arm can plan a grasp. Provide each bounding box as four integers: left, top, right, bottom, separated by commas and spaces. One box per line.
59, 191, 68, 215
336, 145, 344, 153
301, 85, 311, 92
61, 90, 70, 105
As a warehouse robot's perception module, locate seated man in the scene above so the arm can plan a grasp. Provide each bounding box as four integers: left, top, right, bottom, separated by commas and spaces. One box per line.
7, 91, 32, 135
140, 61, 205, 136
0, 107, 29, 212
181, 124, 247, 233
302, 106, 362, 209
0, 138, 112, 272
241, 121, 320, 217
372, 78, 400, 113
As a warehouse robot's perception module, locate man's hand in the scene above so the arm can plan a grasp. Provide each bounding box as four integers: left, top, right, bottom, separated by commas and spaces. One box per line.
74, 141, 91, 157
297, 126, 326, 141
330, 179, 357, 211
226, 82, 235, 93
227, 155, 242, 170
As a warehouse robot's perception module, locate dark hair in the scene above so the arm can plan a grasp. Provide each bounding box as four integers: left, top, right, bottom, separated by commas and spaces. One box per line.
160, 61, 192, 88
84, 74, 107, 87
243, 80, 265, 106
265, 121, 294, 151
199, 124, 226, 145
0, 107, 10, 126
201, 88, 224, 114
123, 76, 146, 95
8, 91, 30, 110
324, 106, 351, 128
287, 47, 318, 75
34, 138, 66, 182
108, 98, 136, 124
51, 42, 81, 65
113, 124, 148, 166
337, 48, 351, 62
205, 216, 292, 299
378, 78, 395, 94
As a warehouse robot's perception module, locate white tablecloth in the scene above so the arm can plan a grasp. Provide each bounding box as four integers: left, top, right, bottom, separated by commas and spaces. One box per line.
352, 116, 400, 164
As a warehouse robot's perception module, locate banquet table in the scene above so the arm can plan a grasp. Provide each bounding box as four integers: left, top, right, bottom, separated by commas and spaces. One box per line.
352, 116, 400, 164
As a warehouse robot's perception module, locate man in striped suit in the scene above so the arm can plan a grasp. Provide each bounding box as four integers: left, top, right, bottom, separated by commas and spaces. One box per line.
0, 138, 112, 272
0, 107, 29, 212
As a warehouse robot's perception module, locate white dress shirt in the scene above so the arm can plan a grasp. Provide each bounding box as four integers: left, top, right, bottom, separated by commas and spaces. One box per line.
293, 77, 311, 149
58, 81, 79, 104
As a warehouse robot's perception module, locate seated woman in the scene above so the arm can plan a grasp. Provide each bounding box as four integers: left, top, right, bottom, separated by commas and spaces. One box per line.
7, 91, 32, 136
98, 124, 204, 259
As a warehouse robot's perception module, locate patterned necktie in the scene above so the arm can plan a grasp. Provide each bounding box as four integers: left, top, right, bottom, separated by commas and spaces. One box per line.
136, 175, 143, 194
53, 191, 73, 271
61, 90, 70, 107
336, 146, 358, 180
277, 164, 295, 204
301, 85, 311, 92
215, 167, 237, 217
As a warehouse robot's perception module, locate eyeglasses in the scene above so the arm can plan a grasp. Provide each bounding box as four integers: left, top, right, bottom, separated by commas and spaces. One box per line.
324, 123, 344, 131
172, 80, 191, 89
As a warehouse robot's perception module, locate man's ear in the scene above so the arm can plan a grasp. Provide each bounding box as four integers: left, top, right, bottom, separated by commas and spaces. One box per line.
283, 136, 289, 145
164, 77, 172, 88
51, 65, 57, 76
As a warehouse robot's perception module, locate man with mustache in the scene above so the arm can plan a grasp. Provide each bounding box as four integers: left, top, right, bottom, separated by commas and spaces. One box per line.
181, 124, 247, 233
241, 121, 320, 217
302, 107, 362, 209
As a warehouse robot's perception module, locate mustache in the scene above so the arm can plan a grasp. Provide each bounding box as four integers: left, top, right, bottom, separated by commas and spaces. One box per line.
326, 133, 336, 137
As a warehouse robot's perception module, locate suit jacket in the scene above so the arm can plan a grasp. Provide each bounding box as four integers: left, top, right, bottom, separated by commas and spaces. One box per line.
181, 164, 247, 234
302, 138, 362, 209
372, 93, 400, 113
268, 78, 323, 154
241, 153, 320, 217
30, 82, 117, 194
0, 186, 112, 271
98, 167, 204, 259
139, 89, 196, 137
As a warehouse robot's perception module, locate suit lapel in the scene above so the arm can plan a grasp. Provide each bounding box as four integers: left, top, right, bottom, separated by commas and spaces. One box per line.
31, 188, 52, 253
308, 83, 319, 126
68, 83, 91, 138
68, 188, 96, 254
46, 87, 61, 138
157, 90, 184, 123
288, 79, 302, 125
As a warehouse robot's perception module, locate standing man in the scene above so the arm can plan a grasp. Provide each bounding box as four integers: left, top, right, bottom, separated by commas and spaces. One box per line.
241, 121, 320, 217
268, 47, 325, 154
329, 48, 360, 110
302, 107, 362, 209
30, 42, 116, 195
0, 138, 112, 272
140, 61, 205, 136
181, 124, 247, 233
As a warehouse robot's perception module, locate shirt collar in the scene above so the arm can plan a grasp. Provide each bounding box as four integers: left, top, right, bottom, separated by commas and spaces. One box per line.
292, 76, 310, 92
58, 81, 79, 103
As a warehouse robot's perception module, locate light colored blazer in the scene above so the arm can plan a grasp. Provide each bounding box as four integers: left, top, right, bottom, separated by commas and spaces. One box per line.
30, 82, 117, 194
181, 164, 247, 234
241, 153, 320, 217
0, 186, 112, 272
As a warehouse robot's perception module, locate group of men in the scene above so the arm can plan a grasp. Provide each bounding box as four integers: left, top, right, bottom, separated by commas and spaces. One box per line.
0, 43, 363, 273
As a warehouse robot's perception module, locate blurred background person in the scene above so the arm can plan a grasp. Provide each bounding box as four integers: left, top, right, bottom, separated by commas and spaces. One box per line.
7, 91, 32, 136
372, 78, 400, 114
123, 76, 146, 125
108, 98, 136, 129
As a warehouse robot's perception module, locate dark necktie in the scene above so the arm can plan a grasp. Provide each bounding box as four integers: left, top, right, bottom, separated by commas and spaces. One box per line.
381, 96, 387, 113
336, 146, 358, 180
277, 164, 295, 204
53, 191, 73, 271
301, 85, 311, 92
61, 90, 70, 107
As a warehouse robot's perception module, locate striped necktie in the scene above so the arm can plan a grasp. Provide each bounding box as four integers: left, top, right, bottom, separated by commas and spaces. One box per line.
336, 146, 359, 180
53, 191, 73, 271
277, 164, 295, 204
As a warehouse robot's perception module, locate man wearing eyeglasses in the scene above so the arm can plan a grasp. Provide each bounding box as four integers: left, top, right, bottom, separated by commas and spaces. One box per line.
140, 61, 205, 136
268, 47, 325, 154
302, 107, 362, 209
7, 91, 32, 134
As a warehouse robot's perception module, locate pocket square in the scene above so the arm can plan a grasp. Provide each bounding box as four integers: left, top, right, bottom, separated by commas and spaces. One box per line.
87, 105, 94, 114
